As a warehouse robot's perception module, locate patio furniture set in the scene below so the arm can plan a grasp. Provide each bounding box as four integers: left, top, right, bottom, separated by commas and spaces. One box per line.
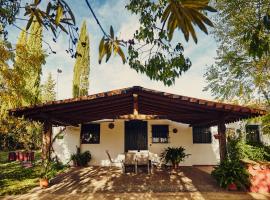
106, 150, 161, 174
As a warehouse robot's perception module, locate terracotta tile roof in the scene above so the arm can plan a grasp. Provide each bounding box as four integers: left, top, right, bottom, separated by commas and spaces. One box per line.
10, 86, 266, 127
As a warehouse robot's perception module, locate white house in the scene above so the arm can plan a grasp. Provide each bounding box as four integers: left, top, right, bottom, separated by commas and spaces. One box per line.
52, 120, 220, 166
10, 86, 266, 166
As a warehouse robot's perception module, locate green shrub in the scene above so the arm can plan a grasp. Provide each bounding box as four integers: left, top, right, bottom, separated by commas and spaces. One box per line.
160, 147, 190, 166
211, 160, 250, 189
40, 160, 67, 179
70, 151, 91, 167
227, 137, 270, 161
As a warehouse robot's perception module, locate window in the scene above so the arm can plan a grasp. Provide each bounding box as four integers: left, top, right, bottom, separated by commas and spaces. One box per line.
152, 125, 169, 143
246, 125, 260, 143
81, 124, 100, 144
193, 127, 212, 144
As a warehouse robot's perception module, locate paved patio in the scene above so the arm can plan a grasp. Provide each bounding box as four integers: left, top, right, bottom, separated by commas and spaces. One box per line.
1, 166, 270, 200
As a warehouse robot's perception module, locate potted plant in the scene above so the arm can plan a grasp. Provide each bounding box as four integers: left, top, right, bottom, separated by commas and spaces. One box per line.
214, 134, 221, 139
161, 147, 190, 169
211, 159, 250, 191
70, 153, 79, 167
70, 151, 91, 167
39, 159, 50, 188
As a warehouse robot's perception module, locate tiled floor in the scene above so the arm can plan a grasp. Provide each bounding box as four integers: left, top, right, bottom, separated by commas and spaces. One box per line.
2, 166, 270, 200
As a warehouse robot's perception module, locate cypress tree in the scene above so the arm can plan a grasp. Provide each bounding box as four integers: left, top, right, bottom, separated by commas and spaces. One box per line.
14, 29, 29, 107
26, 21, 45, 105
72, 20, 90, 98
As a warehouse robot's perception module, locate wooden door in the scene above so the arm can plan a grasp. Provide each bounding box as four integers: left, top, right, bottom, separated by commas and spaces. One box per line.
125, 120, 148, 152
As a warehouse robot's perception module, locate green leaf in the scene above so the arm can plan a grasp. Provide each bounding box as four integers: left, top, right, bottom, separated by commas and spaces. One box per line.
46, 2, 52, 15
26, 16, 34, 30
117, 47, 126, 64
55, 5, 63, 26
34, 0, 41, 5
110, 26, 114, 39
98, 37, 105, 64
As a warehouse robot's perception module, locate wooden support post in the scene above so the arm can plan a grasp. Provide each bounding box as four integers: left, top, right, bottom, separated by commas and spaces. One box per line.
42, 121, 52, 162
218, 119, 227, 162
133, 93, 138, 116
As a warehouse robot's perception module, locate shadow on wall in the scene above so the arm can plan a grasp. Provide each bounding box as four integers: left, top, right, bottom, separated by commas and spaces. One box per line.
52, 127, 80, 164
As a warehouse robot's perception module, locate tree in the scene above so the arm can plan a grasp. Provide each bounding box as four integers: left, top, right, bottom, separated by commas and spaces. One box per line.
0, 0, 216, 86
204, 0, 270, 134
0, 22, 45, 150
72, 21, 90, 98
0, 0, 217, 162
41, 72, 56, 102
26, 21, 45, 105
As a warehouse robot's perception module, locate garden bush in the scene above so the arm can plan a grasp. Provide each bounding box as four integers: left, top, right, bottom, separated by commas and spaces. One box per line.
211, 159, 250, 189
70, 151, 91, 167
227, 137, 270, 162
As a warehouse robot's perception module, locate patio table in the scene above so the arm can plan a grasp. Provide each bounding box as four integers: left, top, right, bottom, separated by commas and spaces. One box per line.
123, 151, 161, 174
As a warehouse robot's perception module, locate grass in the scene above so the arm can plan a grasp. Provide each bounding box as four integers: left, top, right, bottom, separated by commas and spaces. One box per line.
0, 151, 67, 196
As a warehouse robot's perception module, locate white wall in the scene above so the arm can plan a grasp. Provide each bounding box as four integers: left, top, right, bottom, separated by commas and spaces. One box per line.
53, 120, 220, 166
147, 120, 220, 166
52, 126, 80, 164
80, 121, 125, 166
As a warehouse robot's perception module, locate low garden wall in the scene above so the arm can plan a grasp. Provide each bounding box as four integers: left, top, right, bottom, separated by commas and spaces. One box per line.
242, 159, 270, 193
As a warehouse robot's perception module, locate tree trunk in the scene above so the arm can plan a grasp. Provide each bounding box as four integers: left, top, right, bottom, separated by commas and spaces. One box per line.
41, 122, 52, 162
218, 120, 227, 162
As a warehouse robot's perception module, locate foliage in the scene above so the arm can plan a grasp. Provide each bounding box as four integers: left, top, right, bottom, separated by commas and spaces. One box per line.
161, 0, 215, 43
204, 0, 270, 133
41, 72, 56, 102
70, 151, 91, 167
99, 26, 126, 64
0, 21, 45, 150
0, 0, 20, 39
0, 151, 67, 195
227, 136, 270, 162
73, 21, 90, 98
25, 21, 46, 105
0, 0, 76, 43
214, 134, 270, 190
211, 159, 250, 189
160, 146, 190, 165
1, 0, 216, 86
40, 159, 66, 179
124, 0, 216, 85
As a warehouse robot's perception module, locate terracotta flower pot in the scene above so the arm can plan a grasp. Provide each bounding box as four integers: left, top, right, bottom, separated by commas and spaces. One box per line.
172, 162, 179, 169
40, 178, 49, 188
214, 134, 221, 139
228, 183, 237, 191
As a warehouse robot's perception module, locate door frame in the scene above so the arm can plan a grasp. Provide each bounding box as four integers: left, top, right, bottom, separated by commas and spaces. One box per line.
124, 120, 148, 152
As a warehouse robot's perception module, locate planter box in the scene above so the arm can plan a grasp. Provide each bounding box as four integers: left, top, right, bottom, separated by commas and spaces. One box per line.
242, 159, 270, 193
8, 152, 16, 161
9, 151, 35, 162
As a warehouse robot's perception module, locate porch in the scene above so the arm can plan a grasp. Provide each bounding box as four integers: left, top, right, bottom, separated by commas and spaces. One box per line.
6, 166, 270, 200
10, 86, 266, 164
46, 166, 220, 193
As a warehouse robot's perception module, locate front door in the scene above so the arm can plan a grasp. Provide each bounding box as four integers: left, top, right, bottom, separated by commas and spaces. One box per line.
125, 120, 148, 152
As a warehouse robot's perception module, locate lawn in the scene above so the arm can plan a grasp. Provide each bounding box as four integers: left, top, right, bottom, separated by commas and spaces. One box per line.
0, 151, 68, 196
0, 151, 42, 196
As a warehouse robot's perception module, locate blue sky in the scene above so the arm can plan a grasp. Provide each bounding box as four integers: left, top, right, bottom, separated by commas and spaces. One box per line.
9, 0, 218, 100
